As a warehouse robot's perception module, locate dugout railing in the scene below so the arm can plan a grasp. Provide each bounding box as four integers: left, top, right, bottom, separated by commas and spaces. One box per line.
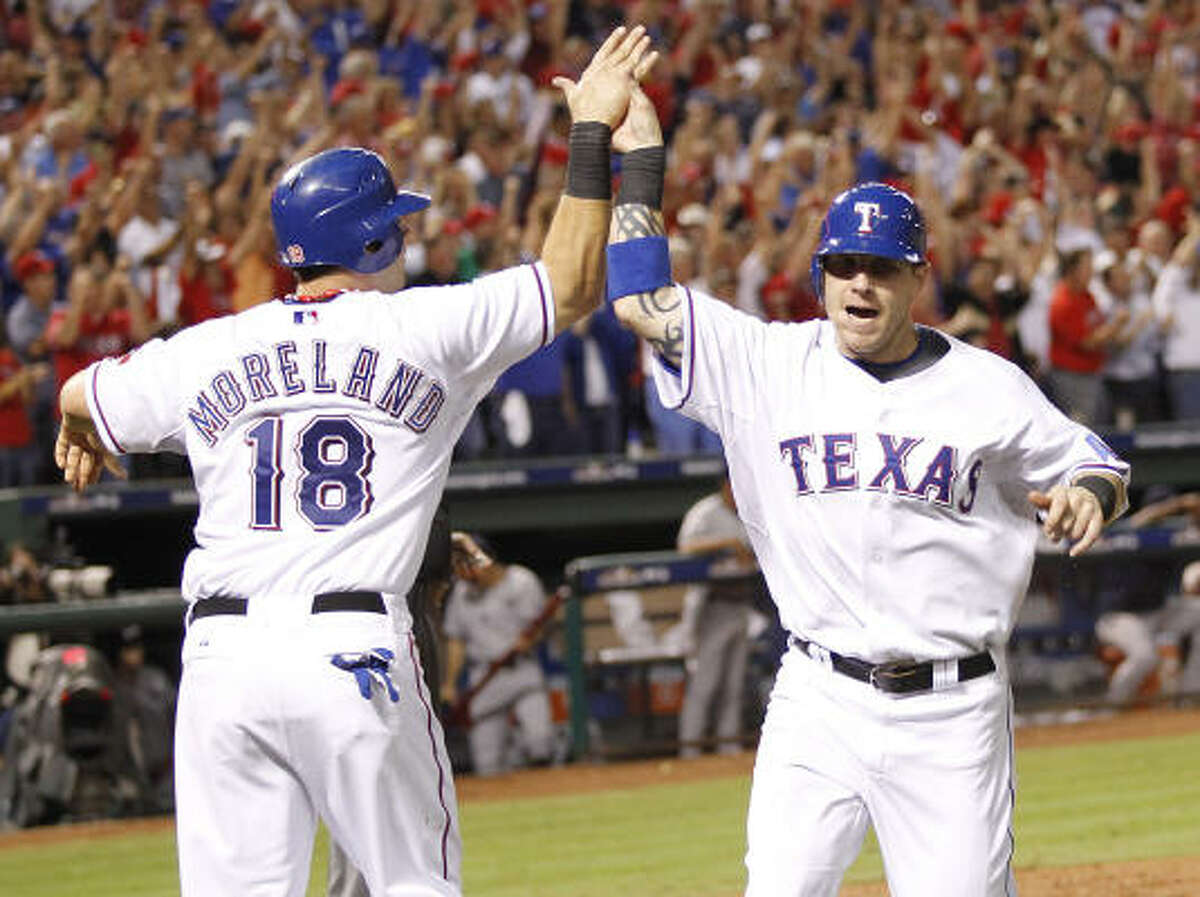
560, 523, 1200, 758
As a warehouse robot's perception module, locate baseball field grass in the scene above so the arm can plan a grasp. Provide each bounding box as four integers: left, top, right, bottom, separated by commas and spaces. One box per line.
0, 712, 1197, 897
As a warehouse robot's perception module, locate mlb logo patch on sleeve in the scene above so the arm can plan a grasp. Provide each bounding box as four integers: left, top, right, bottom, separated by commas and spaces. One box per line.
294, 310, 320, 325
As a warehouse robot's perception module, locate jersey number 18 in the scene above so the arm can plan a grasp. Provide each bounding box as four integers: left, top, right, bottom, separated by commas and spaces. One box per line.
244, 415, 374, 531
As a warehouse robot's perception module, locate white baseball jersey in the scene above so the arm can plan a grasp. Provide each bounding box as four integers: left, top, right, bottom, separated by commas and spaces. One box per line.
443, 564, 547, 666
652, 288, 1130, 662
83, 262, 553, 897
84, 263, 554, 613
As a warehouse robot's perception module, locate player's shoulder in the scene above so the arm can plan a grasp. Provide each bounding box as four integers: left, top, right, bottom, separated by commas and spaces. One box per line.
681, 491, 725, 528
505, 564, 542, 587
938, 329, 1040, 394
689, 492, 726, 515
689, 288, 824, 343
939, 329, 1019, 373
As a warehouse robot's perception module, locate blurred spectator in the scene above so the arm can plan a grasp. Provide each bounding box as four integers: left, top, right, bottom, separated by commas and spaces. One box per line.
1151, 215, 1200, 420
940, 255, 1031, 367
112, 624, 176, 811
115, 164, 183, 323
45, 254, 150, 397
1047, 248, 1128, 425
491, 336, 574, 458
0, 0, 1197, 473
0, 328, 47, 487
1094, 250, 1167, 429
563, 306, 637, 455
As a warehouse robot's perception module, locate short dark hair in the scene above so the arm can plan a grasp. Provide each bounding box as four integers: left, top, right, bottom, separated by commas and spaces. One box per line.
293, 264, 340, 283
1059, 249, 1091, 278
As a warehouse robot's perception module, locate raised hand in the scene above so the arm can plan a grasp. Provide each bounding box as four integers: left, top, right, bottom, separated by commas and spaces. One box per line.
552, 25, 655, 129
612, 78, 662, 154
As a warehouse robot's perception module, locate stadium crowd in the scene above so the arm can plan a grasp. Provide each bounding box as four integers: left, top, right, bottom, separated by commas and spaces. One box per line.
1, 0, 1199, 484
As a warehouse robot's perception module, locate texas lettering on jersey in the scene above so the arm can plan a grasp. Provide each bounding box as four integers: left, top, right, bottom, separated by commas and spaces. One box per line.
186, 338, 446, 446
778, 431, 984, 514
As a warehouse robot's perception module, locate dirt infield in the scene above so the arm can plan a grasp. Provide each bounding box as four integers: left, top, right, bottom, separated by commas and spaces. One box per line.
837, 856, 1200, 897
1, 705, 1197, 895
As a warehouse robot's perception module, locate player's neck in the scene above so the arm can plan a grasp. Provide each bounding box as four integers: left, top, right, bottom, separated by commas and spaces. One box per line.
838, 324, 920, 365
294, 271, 366, 298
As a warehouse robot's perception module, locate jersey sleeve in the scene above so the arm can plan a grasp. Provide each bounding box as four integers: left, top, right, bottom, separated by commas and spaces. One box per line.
1004, 371, 1130, 521
649, 286, 767, 437
404, 262, 554, 390
84, 336, 187, 455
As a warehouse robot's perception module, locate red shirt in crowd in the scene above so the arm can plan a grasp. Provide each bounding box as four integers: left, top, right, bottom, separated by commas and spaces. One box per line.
44, 307, 136, 394
1048, 281, 1106, 374
178, 259, 235, 326
0, 347, 32, 448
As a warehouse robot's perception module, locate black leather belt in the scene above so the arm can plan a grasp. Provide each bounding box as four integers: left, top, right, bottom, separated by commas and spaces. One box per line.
790, 636, 995, 695
189, 590, 385, 622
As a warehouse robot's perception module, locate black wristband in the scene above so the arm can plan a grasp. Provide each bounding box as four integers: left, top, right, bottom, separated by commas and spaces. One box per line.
1076, 475, 1118, 521
566, 122, 612, 200
616, 146, 666, 209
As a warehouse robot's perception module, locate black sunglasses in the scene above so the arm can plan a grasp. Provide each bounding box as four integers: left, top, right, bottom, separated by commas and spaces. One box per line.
823, 254, 911, 281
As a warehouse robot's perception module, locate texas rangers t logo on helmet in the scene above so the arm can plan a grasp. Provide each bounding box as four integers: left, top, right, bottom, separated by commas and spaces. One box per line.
853, 202, 882, 233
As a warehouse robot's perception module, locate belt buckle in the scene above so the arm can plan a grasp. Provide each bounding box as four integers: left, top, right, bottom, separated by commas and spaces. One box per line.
868, 658, 922, 693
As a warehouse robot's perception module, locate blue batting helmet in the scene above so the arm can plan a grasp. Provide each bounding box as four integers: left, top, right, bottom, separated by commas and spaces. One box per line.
270, 148, 430, 274
809, 182, 926, 298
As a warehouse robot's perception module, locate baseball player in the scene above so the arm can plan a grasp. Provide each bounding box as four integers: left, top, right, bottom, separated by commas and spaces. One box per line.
605, 86, 1129, 896
676, 476, 759, 758
441, 538, 555, 775
52, 27, 655, 897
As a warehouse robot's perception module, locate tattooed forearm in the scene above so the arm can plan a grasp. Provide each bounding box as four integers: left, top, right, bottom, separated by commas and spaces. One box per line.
610, 202, 682, 366
637, 283, 680, 316
644, 301, 684, 370
612, 203, 666, 241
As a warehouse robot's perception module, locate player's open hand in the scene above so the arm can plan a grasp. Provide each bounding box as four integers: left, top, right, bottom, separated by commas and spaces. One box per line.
1028, 485, 1104, 557
612, 79, 663, 154
552, 25, 655, 129
54, 419, 126, 492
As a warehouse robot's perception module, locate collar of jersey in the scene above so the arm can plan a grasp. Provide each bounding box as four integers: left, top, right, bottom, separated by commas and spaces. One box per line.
845, 326, 951, 383
281, 289, 346, 305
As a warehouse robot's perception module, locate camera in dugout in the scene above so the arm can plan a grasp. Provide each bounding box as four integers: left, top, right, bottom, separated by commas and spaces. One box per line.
0, 644, 148, 827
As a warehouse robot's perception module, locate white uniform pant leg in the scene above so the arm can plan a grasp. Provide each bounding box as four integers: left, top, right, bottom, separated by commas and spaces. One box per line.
714, 605, 751, 754
468, 683, 511, 777
1096, 611, 1158, 704
175, 653, 317, 897
865, 677, 1018, 897
680, 600, 746, 757
309, 634, 462, 897
510, 676, 553, 763
744, 652, 870, 897
1158, 594, 1200, 693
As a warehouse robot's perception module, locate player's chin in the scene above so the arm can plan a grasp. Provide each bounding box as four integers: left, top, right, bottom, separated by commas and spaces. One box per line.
837, 324, 887, 358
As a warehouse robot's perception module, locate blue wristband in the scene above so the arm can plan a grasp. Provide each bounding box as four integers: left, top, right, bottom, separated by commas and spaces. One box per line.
606, 236, 671, 303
